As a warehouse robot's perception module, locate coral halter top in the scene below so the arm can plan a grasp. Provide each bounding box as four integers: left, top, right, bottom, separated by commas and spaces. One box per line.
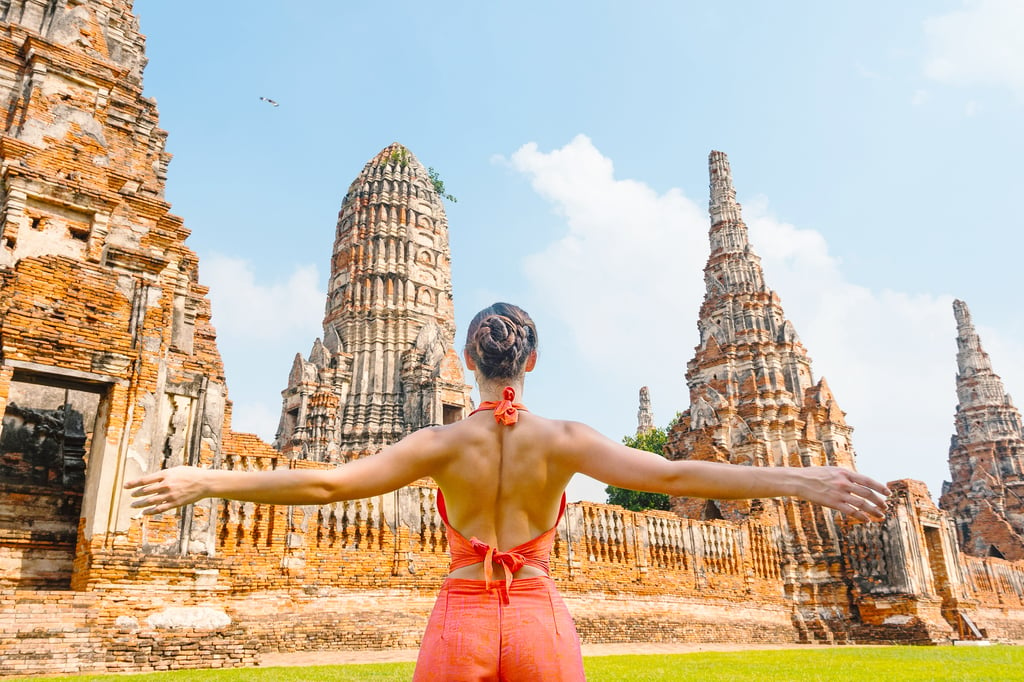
436, 386, 567, 604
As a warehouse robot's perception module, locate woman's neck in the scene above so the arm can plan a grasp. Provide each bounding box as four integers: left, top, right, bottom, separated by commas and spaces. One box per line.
476, 376, 525, 403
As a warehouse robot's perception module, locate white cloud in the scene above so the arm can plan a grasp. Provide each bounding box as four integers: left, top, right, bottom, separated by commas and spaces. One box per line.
923, 0, 1024, 95
510, 135, 707, 385
201, 254, 324, 342
510, 136, 1024, 501
199, 255, 325, 444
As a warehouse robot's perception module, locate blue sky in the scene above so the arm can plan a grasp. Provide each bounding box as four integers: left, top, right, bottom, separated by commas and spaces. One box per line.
133, 0, 1023, 503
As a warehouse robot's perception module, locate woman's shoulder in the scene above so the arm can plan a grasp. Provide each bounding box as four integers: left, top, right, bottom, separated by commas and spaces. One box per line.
513, 413, 605, 448
521, 412, 595, 430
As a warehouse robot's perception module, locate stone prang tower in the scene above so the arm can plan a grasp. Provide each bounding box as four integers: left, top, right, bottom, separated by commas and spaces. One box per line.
636, 386, 654, 435
0, 0, 229, 584
665, 150, 870, 642
666, 151, 857, 522
273, 144, 473, 462
940, 299, 1024, 560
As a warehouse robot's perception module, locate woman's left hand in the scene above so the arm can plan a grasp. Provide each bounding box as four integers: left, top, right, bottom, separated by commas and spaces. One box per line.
125, 465, 210, 515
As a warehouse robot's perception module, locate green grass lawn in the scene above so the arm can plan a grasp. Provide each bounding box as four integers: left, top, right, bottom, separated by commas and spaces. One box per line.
17, 646, 1023, 682
584, 646, 1022, 681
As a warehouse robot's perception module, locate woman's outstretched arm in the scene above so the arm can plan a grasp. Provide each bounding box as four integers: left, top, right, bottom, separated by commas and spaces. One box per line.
557, 422, 890, 522
125, 426, 452, 515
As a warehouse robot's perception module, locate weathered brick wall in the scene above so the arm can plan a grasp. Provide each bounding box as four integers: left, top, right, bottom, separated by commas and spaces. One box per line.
0, 256, 134, 373
962, 555, 1024, 610
0, 483, 79, 589
851, 595, 952, 644
224, 590, 438, 653
968, 606, 1024, 641
566, 592, 795, 644
0, 585, 799, 678
0, 589, 258, 678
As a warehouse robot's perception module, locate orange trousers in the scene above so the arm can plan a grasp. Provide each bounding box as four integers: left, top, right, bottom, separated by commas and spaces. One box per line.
413, 576, 585, 681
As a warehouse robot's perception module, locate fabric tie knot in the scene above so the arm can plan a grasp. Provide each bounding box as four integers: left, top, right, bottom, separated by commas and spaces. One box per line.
493, 386, 520, 425
470, 537, 526, 605
474, 386, 527, 426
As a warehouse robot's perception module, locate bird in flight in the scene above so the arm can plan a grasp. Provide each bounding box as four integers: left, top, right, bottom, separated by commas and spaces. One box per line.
259, 97, 279, 107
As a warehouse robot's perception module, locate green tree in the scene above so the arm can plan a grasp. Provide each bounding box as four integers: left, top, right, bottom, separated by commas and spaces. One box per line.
605, 425, 672, 512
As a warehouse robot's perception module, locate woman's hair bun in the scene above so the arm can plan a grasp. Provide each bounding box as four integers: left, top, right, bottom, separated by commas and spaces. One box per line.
465, 303, 538, 380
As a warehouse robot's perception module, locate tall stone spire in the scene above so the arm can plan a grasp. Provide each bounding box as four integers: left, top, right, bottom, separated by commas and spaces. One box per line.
273, 144, 473, 460
666, 151, 857, 520
939, 300, 1024, 560
637, 386, 654, 435
951, 300, 1015, 427
663, 151, 868, 642
704, 151, 766, 297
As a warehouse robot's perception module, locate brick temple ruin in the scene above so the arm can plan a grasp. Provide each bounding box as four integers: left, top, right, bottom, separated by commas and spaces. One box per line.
1, 1, 1023, 677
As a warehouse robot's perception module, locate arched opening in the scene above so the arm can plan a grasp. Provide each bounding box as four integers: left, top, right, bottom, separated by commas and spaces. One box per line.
701, 500, 724, 521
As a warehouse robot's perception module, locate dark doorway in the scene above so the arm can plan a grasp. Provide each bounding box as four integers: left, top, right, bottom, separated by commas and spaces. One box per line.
0, 377, 103, 589
442, 404, 462, 425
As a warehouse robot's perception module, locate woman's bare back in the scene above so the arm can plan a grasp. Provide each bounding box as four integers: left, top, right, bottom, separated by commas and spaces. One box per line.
431, 410, 575, 580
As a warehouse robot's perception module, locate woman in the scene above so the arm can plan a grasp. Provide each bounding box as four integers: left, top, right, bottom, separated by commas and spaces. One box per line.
126, 302, 890, 681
